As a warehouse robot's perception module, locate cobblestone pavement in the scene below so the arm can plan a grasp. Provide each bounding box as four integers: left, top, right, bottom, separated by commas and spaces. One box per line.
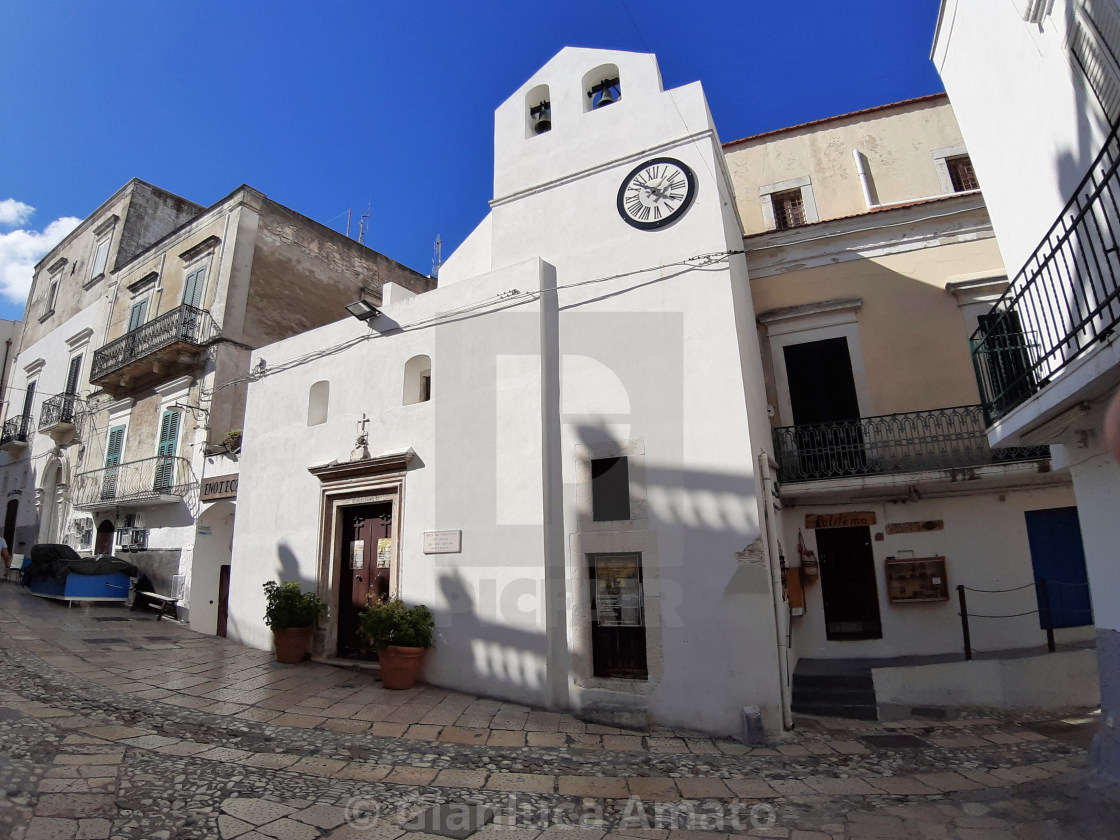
1, 585, 1118, 839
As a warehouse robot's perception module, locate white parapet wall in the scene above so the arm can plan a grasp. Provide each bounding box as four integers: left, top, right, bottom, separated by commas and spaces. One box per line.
872, 648, 1100, 712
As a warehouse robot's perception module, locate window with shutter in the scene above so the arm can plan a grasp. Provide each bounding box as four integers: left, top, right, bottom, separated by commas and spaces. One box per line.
182, 265, 206, 309
102, 425, 125, 500
128, 300, 148, 332
154, 411, 181, 491
1072, 0, 1120, 123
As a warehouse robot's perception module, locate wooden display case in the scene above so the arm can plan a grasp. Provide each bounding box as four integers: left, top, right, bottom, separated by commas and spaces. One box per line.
885, 555, 949, 603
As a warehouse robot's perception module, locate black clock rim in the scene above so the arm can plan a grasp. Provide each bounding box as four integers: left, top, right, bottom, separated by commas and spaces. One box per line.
616, 156, 697, 230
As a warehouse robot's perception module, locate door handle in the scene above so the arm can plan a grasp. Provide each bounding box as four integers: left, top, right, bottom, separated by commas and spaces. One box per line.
355, 575, 363, 582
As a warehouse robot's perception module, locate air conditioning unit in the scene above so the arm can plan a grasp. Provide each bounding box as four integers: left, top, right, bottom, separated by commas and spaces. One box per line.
116, 528, 148, 553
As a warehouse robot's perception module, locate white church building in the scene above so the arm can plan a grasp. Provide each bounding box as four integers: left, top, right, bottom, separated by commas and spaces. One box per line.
225, 48, 786, 736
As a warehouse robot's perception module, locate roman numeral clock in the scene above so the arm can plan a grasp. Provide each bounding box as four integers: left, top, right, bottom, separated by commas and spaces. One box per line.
616, 156, 697, 230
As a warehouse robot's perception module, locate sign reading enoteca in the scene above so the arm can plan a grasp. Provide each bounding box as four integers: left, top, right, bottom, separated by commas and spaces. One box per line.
805, 511, 877, 528
423, 530, 462, 554
200, 473, 239, 501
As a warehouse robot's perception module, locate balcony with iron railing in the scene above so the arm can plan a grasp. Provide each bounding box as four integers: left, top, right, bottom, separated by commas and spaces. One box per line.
71, 455, 197, 510
90, 305, 219, 397
970, 111, 1120, 426
38, 393, 86, 445
0, 414, 33, 453
772, 405, 1050, 485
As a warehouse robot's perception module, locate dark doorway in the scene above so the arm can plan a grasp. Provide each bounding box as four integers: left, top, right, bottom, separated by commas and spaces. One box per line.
816, 526, 882, 640
1025, 507, 1093, 628
977, 310, 1035, 418
784, 337, 865, 478
338, 502, 393, 658
95, 519, 115, 555
217, 565, 231, 637
589, 554, 648, 679
3, 499, 17, 551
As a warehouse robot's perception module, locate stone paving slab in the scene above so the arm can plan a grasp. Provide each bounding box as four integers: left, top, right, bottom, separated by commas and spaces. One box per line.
1, 584, 1119, 839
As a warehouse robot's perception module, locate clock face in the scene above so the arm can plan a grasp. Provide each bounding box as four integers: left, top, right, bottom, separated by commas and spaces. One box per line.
617, 157, 696, 230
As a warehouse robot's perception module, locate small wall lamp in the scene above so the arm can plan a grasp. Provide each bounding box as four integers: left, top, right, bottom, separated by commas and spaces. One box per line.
345, 300, 381, 321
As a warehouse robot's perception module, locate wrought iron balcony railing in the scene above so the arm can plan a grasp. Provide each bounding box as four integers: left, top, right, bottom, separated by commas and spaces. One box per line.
71, 455, 197, 509
970, 112, 1120, 421
91, 305, 218, 382
0, 414, 33, 448
772, 405, 1050, 483
38, 393, 85, 436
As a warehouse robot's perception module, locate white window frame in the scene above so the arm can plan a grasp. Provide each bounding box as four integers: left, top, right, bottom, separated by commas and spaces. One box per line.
761, 302, 872, 427
89, 237, 111, 282
758, 176, 819, 231
932, 145, 976, 195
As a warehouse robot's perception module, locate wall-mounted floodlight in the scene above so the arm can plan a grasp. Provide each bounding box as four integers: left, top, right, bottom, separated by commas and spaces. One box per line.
345, 300, 381, 321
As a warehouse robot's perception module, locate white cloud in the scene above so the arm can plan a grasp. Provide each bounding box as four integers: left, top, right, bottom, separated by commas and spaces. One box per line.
0, 215, 82, 307
0, 199, 34, 227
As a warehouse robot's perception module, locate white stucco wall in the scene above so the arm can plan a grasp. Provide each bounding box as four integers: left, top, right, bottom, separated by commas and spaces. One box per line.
933, 0, 1113, 274
790, 484, 1088, 660
229, 47, 783, 737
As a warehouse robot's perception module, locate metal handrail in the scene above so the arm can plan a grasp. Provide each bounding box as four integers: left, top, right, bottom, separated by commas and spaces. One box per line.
772, 405, 1050, 483
0, 414, 33, 446
970, 111, 1120, 421
39, 393, 86, 434
71, 455, 197, 508
91, 305, 218, 381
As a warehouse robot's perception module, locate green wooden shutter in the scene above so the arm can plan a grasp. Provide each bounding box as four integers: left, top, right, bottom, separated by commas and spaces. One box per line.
182, 266, 206, 308
105, 426, 125, 467
154, 411, 181, 490
102, 425, 125, 500
128, 300, 148, 332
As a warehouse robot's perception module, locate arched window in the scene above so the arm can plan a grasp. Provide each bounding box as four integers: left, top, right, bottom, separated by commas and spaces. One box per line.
403, 355, 432, 406
308, 380, 329, 426
526, 83, 551, 136
582, 64, 621, 112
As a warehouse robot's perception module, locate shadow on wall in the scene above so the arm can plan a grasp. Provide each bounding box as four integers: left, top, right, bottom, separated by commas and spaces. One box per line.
415, 421, 769, 709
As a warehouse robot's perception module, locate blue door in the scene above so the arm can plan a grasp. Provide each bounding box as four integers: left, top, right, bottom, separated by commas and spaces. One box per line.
1024, 507, 1093, 628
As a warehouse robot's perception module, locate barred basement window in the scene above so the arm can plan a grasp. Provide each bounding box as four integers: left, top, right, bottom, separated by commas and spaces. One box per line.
946, 156, 979, 192
772, 189, 807, 230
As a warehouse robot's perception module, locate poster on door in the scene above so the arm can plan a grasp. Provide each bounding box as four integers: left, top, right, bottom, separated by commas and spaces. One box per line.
593, 557, 643, 627
376, 538, 392, 568
350, 540, 365, 569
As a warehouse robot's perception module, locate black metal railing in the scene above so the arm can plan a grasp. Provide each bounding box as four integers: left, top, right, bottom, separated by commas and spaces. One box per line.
0, 414, 33, 447
39, 393, 85, 435
773, 405, 1050, 483
71, 456, 196, 508
971, 112, 1120, 421
91, 305, 218, 382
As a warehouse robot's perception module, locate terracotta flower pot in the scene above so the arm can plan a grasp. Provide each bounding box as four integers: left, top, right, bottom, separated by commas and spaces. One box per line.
378, 645, 426, 689
273, 626, 313, 664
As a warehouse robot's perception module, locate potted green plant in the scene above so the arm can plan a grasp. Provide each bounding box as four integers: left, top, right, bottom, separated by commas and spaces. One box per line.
357, 599, 434, 689
263, 580, 327, 664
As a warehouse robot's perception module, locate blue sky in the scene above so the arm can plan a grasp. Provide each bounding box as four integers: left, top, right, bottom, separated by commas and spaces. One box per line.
0, 0, 944, 322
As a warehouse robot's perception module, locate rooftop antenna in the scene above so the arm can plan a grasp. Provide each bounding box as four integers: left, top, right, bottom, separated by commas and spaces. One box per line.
358, 202, 370, 245
432, 234, 442, 277
345, 209, 352, 239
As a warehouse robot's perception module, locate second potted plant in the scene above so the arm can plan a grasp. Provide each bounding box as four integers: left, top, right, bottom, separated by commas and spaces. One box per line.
263, 580, 327, 664
357, 599, 434, 689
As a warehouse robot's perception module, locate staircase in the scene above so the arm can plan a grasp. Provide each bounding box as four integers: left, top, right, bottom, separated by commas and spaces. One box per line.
791, 660, 879, 720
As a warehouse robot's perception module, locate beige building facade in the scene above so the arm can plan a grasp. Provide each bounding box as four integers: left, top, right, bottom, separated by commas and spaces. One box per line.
2, 179, 431, 635
724, 96, 1090, 715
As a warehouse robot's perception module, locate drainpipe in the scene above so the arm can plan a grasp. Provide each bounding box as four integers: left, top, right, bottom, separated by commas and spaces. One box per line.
759, 451, 793, 730
853, 149, 877, 210
0, 338, 11, 418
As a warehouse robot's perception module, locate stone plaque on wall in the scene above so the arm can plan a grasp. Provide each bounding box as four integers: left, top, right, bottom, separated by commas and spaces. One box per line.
423, 530, 462, 554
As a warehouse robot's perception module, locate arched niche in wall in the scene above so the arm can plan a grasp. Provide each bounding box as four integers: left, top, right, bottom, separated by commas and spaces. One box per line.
526, 83, 551, 137
308, 380, 330, 426
403, 355, 432, 406
582, 64, 621, 112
